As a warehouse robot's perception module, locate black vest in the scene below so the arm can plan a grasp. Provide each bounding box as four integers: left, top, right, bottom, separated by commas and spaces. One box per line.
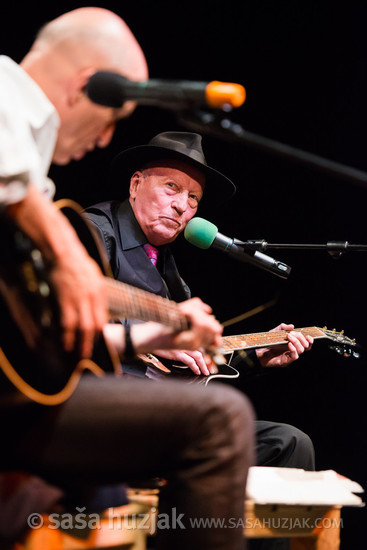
85, 199, 191, 303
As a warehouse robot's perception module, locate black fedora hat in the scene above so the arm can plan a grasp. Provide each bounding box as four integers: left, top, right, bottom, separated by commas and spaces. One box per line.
110, 131, 236, 201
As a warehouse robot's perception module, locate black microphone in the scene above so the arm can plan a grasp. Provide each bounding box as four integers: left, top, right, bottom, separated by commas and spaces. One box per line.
184, 217, 291, 279
84, 71, 246, 110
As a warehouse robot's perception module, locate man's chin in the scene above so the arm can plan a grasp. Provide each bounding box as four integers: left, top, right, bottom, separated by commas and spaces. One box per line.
72, 150, 88, 161
53, 150, 87, 165
151, 230, 180, 246
52, 155, 70, 166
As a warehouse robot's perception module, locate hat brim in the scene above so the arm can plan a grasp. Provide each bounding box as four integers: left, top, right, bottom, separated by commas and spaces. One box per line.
110, 144, 236, 202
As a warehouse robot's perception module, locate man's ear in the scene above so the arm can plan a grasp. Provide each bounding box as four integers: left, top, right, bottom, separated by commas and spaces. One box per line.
67, 67, 97, 107
129, 171, 143, 199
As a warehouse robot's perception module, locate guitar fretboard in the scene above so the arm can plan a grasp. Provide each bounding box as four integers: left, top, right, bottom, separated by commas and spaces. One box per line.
221, 327, 327, 353
105, 278, 189, 331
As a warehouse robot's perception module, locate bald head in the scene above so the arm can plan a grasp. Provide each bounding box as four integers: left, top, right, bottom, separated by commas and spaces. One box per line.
27, 7, 148, 81
19, 8, 148, 165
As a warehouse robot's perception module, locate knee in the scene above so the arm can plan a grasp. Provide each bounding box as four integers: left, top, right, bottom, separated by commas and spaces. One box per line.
256, 422, 315, 470
284, 424, 315, 470
212, 385, 255, 430
203, 385, 255, 459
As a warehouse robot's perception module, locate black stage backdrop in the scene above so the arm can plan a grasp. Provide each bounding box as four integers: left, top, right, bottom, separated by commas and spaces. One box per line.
2, 2, 367, 547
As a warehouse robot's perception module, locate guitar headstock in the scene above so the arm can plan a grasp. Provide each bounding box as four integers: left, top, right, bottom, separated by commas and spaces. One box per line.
319, 327, 361, 359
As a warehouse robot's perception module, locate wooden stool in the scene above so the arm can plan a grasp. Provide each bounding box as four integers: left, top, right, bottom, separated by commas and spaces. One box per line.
127, 489, 342, 550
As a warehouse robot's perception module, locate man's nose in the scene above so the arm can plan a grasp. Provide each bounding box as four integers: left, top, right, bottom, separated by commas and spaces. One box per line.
172, 194, 188, 213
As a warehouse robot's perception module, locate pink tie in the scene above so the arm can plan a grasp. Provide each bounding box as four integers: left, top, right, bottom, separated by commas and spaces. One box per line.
143, 243, 159, 266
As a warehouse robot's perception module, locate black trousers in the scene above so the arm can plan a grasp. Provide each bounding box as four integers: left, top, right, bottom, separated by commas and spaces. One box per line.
0, 374, 254, 550
256, 420, 315, 470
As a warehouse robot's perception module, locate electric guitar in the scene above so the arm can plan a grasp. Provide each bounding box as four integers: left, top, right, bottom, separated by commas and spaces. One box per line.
140, 326, 360, 385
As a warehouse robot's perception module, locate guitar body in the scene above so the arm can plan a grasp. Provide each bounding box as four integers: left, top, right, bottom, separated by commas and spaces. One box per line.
0, 209, 118, 405
137, 353, 240, 385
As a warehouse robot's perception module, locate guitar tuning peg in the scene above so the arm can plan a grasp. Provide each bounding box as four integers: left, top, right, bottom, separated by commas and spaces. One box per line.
330, 345, 344, 355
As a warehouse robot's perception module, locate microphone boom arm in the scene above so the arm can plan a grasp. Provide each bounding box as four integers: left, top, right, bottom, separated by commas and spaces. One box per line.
177, 110, 367, 189
239, 240, 367, 257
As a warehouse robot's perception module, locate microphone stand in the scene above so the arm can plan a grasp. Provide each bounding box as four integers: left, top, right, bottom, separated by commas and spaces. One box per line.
224, 239, 367, 281
176, 109, 367, 189
238, 240, 367, 258
221, 238, 367, 280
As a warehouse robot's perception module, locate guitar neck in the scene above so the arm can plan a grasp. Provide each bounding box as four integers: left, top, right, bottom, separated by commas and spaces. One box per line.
221, 327, 327, 353
105, 277, 189, 331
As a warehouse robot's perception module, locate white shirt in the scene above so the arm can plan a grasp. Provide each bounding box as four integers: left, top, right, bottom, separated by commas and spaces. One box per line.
0, 56, 60, 204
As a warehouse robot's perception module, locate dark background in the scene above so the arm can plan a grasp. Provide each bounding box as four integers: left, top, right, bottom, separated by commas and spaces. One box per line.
2, 2, 367, 547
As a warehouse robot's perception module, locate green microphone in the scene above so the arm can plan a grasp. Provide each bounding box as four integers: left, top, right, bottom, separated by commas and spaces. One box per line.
184, 217, 291, 278
184, 217, 219, 249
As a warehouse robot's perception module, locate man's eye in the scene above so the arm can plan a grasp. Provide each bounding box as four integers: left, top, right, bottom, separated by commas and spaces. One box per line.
188, 195, 199, 207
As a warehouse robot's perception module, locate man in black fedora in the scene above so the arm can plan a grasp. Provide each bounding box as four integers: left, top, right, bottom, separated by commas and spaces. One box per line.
85, 131, 315, 549
84, 131, 317, 550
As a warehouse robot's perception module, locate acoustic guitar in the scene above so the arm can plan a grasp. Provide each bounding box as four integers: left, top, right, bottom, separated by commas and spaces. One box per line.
0, 202, 192, 405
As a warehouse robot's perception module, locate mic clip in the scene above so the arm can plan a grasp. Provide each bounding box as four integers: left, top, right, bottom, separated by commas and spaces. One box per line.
235, 239, 268, 252
232, 239, 291, 279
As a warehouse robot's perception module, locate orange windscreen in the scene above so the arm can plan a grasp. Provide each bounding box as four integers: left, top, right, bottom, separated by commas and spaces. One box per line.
205, 81, 246, 108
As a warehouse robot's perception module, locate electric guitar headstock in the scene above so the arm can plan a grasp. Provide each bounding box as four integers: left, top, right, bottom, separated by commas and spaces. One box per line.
318, 327, 361, 358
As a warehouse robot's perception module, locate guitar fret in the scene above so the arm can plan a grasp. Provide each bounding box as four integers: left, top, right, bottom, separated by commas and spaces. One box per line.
105, 279, 188, 331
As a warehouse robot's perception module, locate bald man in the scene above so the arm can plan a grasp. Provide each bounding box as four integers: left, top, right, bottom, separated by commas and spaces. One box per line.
0, 7, 148, 359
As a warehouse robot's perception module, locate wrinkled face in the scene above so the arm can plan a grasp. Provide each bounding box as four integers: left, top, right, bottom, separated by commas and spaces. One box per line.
53, 97, 136, 165
129, 160, 205, 246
